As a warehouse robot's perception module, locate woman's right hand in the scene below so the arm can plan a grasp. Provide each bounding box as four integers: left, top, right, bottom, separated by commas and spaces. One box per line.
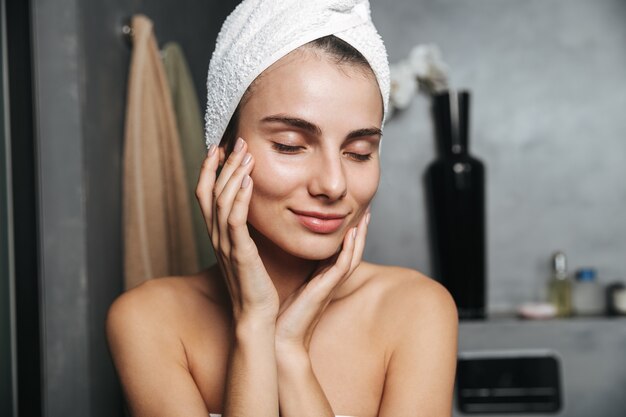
196, 137, 279, 323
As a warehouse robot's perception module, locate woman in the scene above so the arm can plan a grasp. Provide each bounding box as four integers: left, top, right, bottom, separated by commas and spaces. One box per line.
107, 1, 457, 416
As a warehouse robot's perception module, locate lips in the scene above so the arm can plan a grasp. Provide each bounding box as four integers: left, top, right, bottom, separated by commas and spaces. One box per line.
290, 209, 348, 234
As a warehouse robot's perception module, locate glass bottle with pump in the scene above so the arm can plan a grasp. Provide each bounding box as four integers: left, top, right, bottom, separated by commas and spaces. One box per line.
548, 251, 572, 317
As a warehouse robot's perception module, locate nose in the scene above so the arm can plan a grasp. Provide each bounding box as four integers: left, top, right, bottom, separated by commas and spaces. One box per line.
308, 151, 347, 201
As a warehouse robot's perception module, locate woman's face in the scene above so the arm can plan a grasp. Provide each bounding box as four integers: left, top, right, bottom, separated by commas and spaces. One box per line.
235, 48, 383, 260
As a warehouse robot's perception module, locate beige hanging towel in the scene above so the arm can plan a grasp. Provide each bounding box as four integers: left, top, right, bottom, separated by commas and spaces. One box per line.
123, 15, 199, 290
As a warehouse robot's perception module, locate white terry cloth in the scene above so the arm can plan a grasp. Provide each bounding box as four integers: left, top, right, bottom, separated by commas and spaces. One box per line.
204, 0, 390, 146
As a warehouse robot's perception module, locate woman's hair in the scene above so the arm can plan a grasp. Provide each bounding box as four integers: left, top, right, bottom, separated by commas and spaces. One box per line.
219, 35, 373, 151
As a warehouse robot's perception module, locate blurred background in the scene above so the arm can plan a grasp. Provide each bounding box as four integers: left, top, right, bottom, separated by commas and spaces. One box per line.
1, 0, 625, 416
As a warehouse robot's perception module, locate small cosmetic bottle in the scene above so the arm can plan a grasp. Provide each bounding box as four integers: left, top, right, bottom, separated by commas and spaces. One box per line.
547, 251, 572, 317
571, 268, 605, 316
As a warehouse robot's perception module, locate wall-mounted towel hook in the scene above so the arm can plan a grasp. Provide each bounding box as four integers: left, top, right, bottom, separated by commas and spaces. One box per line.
121, 18, 133, 47
122, 24, 133, 38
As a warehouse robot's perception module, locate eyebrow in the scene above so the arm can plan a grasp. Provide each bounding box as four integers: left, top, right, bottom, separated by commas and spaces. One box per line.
260, 114, 382, 140
346, 127, 383, 140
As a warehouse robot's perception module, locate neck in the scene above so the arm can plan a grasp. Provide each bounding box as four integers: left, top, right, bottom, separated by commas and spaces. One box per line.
249, 226, 319, 305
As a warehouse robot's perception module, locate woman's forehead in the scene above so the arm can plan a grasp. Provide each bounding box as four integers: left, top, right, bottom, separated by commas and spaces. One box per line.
242, 50, 383, 128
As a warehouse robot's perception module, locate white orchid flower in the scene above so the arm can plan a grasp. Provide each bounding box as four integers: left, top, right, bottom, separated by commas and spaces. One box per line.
408, 44, 449, 91
389, 59, 417, 110
387, 44, 450, 115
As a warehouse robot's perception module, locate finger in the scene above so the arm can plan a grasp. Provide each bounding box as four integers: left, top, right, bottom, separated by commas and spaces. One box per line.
212, 138, 247, 249
216, 153, 255, 251
195, 144, 220, 234
214, 137, 248, 197
349, 210, 370, 274
227, 174, 255, 249
334, 226, 358, 275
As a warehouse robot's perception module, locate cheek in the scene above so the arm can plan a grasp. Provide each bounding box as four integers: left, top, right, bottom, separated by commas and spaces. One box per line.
349, 164, 380, 204
247, 155, 303, 211
254, 157, 298, 189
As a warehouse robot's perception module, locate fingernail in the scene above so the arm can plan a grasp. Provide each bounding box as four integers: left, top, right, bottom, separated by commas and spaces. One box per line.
234, 137, 244, 153
241, 174, 251, 188
208, 144, 217, 156
241, 153, 252, 166
365, 212, 371, 225
352, 227, 357, 239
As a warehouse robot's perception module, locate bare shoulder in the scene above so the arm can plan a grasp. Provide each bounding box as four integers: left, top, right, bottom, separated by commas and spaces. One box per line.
108, 274, 199, 331
358, 262, 457, 316
106, 268, 226, 354
106, 270, 229, 415
352, 263, 458, 345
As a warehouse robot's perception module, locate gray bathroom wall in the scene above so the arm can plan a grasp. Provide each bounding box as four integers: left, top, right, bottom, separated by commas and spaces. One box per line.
30, 0, 237, 416
365, 0, 626, 312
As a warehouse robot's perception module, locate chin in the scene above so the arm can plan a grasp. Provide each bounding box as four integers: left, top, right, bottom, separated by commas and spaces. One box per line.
250, 224, 346, 261
284, 236, 343, 261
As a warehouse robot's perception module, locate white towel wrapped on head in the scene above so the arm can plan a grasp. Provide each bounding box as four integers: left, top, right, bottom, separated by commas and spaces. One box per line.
204, 0, 390, 146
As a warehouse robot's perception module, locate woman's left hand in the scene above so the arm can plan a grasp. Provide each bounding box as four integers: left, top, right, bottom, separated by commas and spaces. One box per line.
274, 209, 370, 355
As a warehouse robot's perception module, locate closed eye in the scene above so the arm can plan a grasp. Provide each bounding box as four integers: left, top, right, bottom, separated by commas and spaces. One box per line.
273, 142, 372, 161
272, 142, 304, 153
345, 152, 372, 162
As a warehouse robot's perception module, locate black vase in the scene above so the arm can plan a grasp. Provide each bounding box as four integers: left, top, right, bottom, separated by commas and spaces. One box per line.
425, 90, 486, 320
